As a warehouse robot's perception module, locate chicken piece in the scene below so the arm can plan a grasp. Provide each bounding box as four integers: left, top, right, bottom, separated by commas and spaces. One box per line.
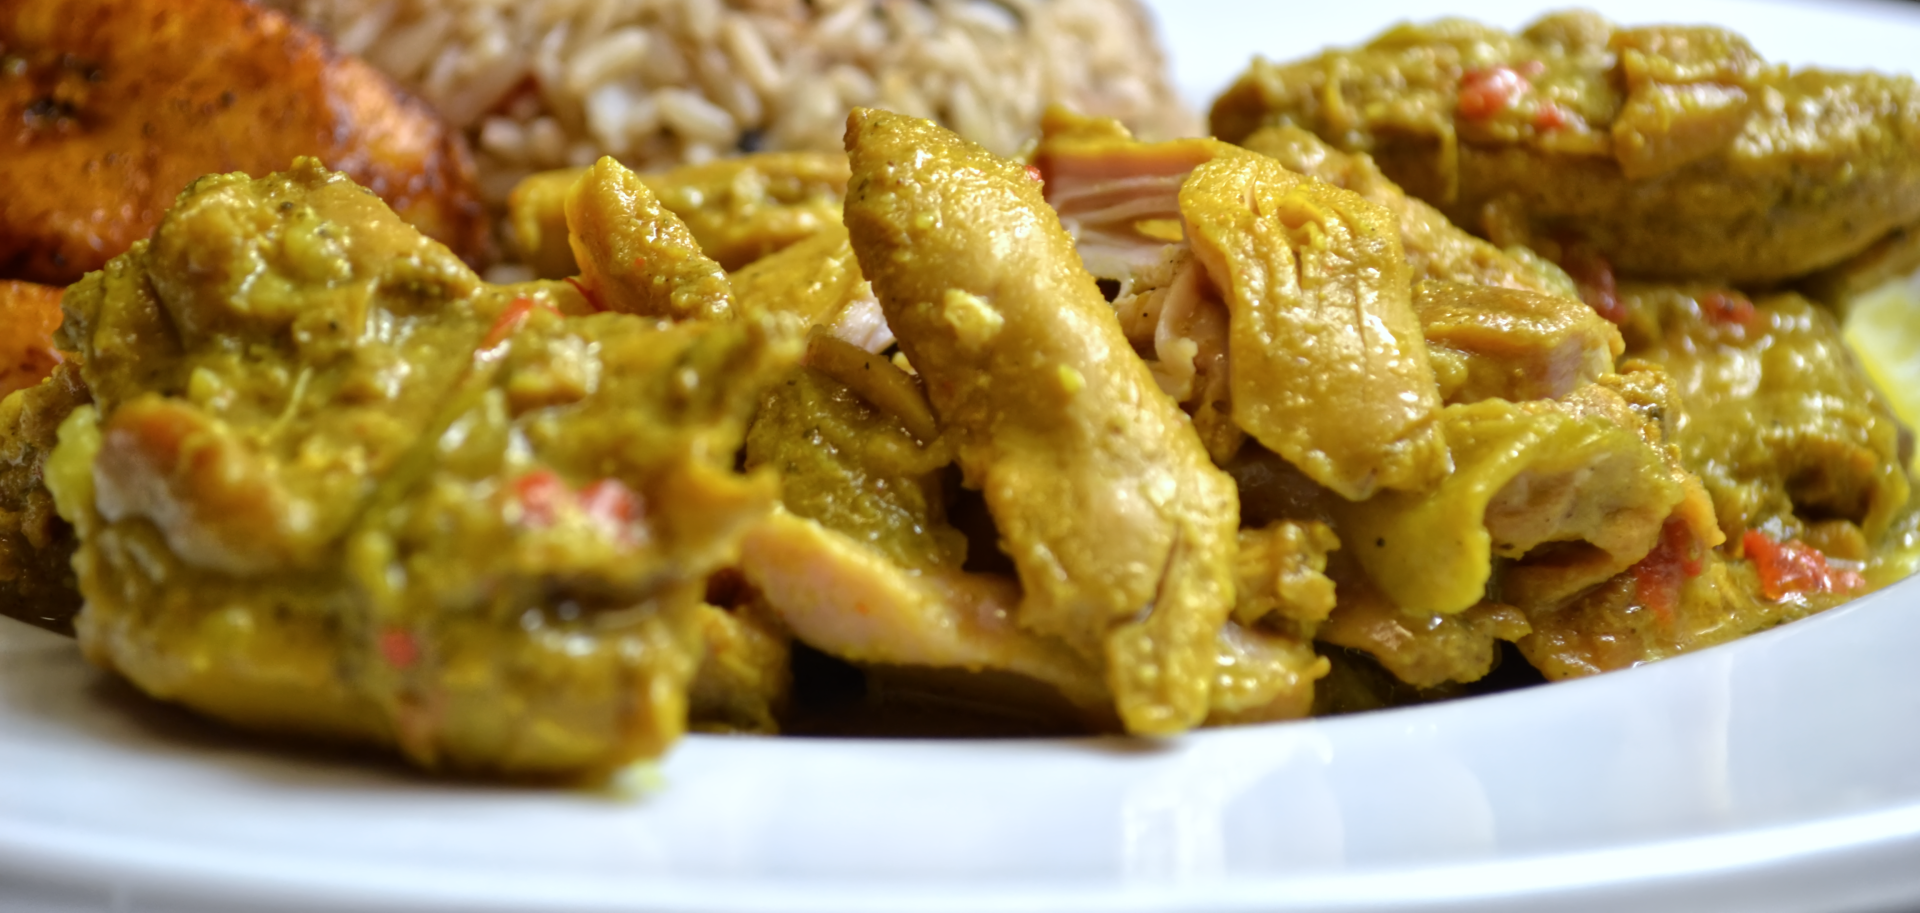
0, 0, 485, 285
1227, 439, 1538, 690
1232, 520, 1340, 631
688, 600, 790, 735
843, 109, 1241, 735
1049, 118, 1579, 432
1496, 365, 1724, 612
730, 224, 894, 354
1335, 390, 1684, 615
0, 281, 64, 399
1034, 108, 1252, 280
1622, 287, 1912, 545
1206, 621, 1327, 725
0, 361, 89, 634
1206, 521, 1336, 727
746, 366, 961, 572
1110, 247, 1243, 461
1518, 542, 1855, 680
800, 331, 937, 445
510, 153, 851, 279
48, 159, 796, 776
1244, 361, 1725, 687
1236, 125, 1576, 298
1521, 420, 1875, 682
1226, 436, 1553, 689
745, 360, 1323, 730
1414, 280, 1622, 405
563, 157, 733, 322
1226, 380, 1720, 687
1037, 111, 1572, 302
739, 360, 1115, 722
1032, 112, 1243, 455
1183, 155, 1448, 499
1227, 439, 1544, 689
737, 510, 1111, 718
1317, 565, 1531, 689
1211, 11, 1920, 283
1035, 113, 1451, 496
504, 169, 586, 282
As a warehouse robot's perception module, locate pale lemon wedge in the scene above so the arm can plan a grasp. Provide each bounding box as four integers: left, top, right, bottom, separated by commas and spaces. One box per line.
1844, 280, 1920, 473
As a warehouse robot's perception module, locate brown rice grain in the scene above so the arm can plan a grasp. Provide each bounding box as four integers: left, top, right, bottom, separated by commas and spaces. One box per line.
267, 0, 1197, 225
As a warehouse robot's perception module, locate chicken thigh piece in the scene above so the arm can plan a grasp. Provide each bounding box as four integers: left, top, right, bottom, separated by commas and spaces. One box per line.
47, 160, 795, 777
1620, 287, 1912, 548
1182, 154, 1449, 500
1211, 11, 1920, 283
842, 109, 1242, 735
1032, 112, 1450, 498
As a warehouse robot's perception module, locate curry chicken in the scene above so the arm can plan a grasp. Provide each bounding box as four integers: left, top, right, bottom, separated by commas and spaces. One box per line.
0, 10, 1915, 778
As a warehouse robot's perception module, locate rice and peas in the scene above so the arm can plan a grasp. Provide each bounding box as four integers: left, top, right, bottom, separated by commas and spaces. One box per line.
268, 0, 1196, 220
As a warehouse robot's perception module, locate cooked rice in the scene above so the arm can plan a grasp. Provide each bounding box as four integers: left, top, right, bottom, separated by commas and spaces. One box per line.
267, 0, 1197, 207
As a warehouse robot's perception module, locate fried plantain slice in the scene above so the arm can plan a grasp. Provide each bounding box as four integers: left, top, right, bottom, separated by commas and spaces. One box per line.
0, 280, 63, 400
0, 0, 486, 285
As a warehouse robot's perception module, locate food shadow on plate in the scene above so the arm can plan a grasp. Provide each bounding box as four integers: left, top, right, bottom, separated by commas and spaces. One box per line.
775, 637, 1549, 749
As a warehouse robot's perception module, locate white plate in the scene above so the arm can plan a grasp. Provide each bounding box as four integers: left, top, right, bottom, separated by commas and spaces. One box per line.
6, 2, 1920, 911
